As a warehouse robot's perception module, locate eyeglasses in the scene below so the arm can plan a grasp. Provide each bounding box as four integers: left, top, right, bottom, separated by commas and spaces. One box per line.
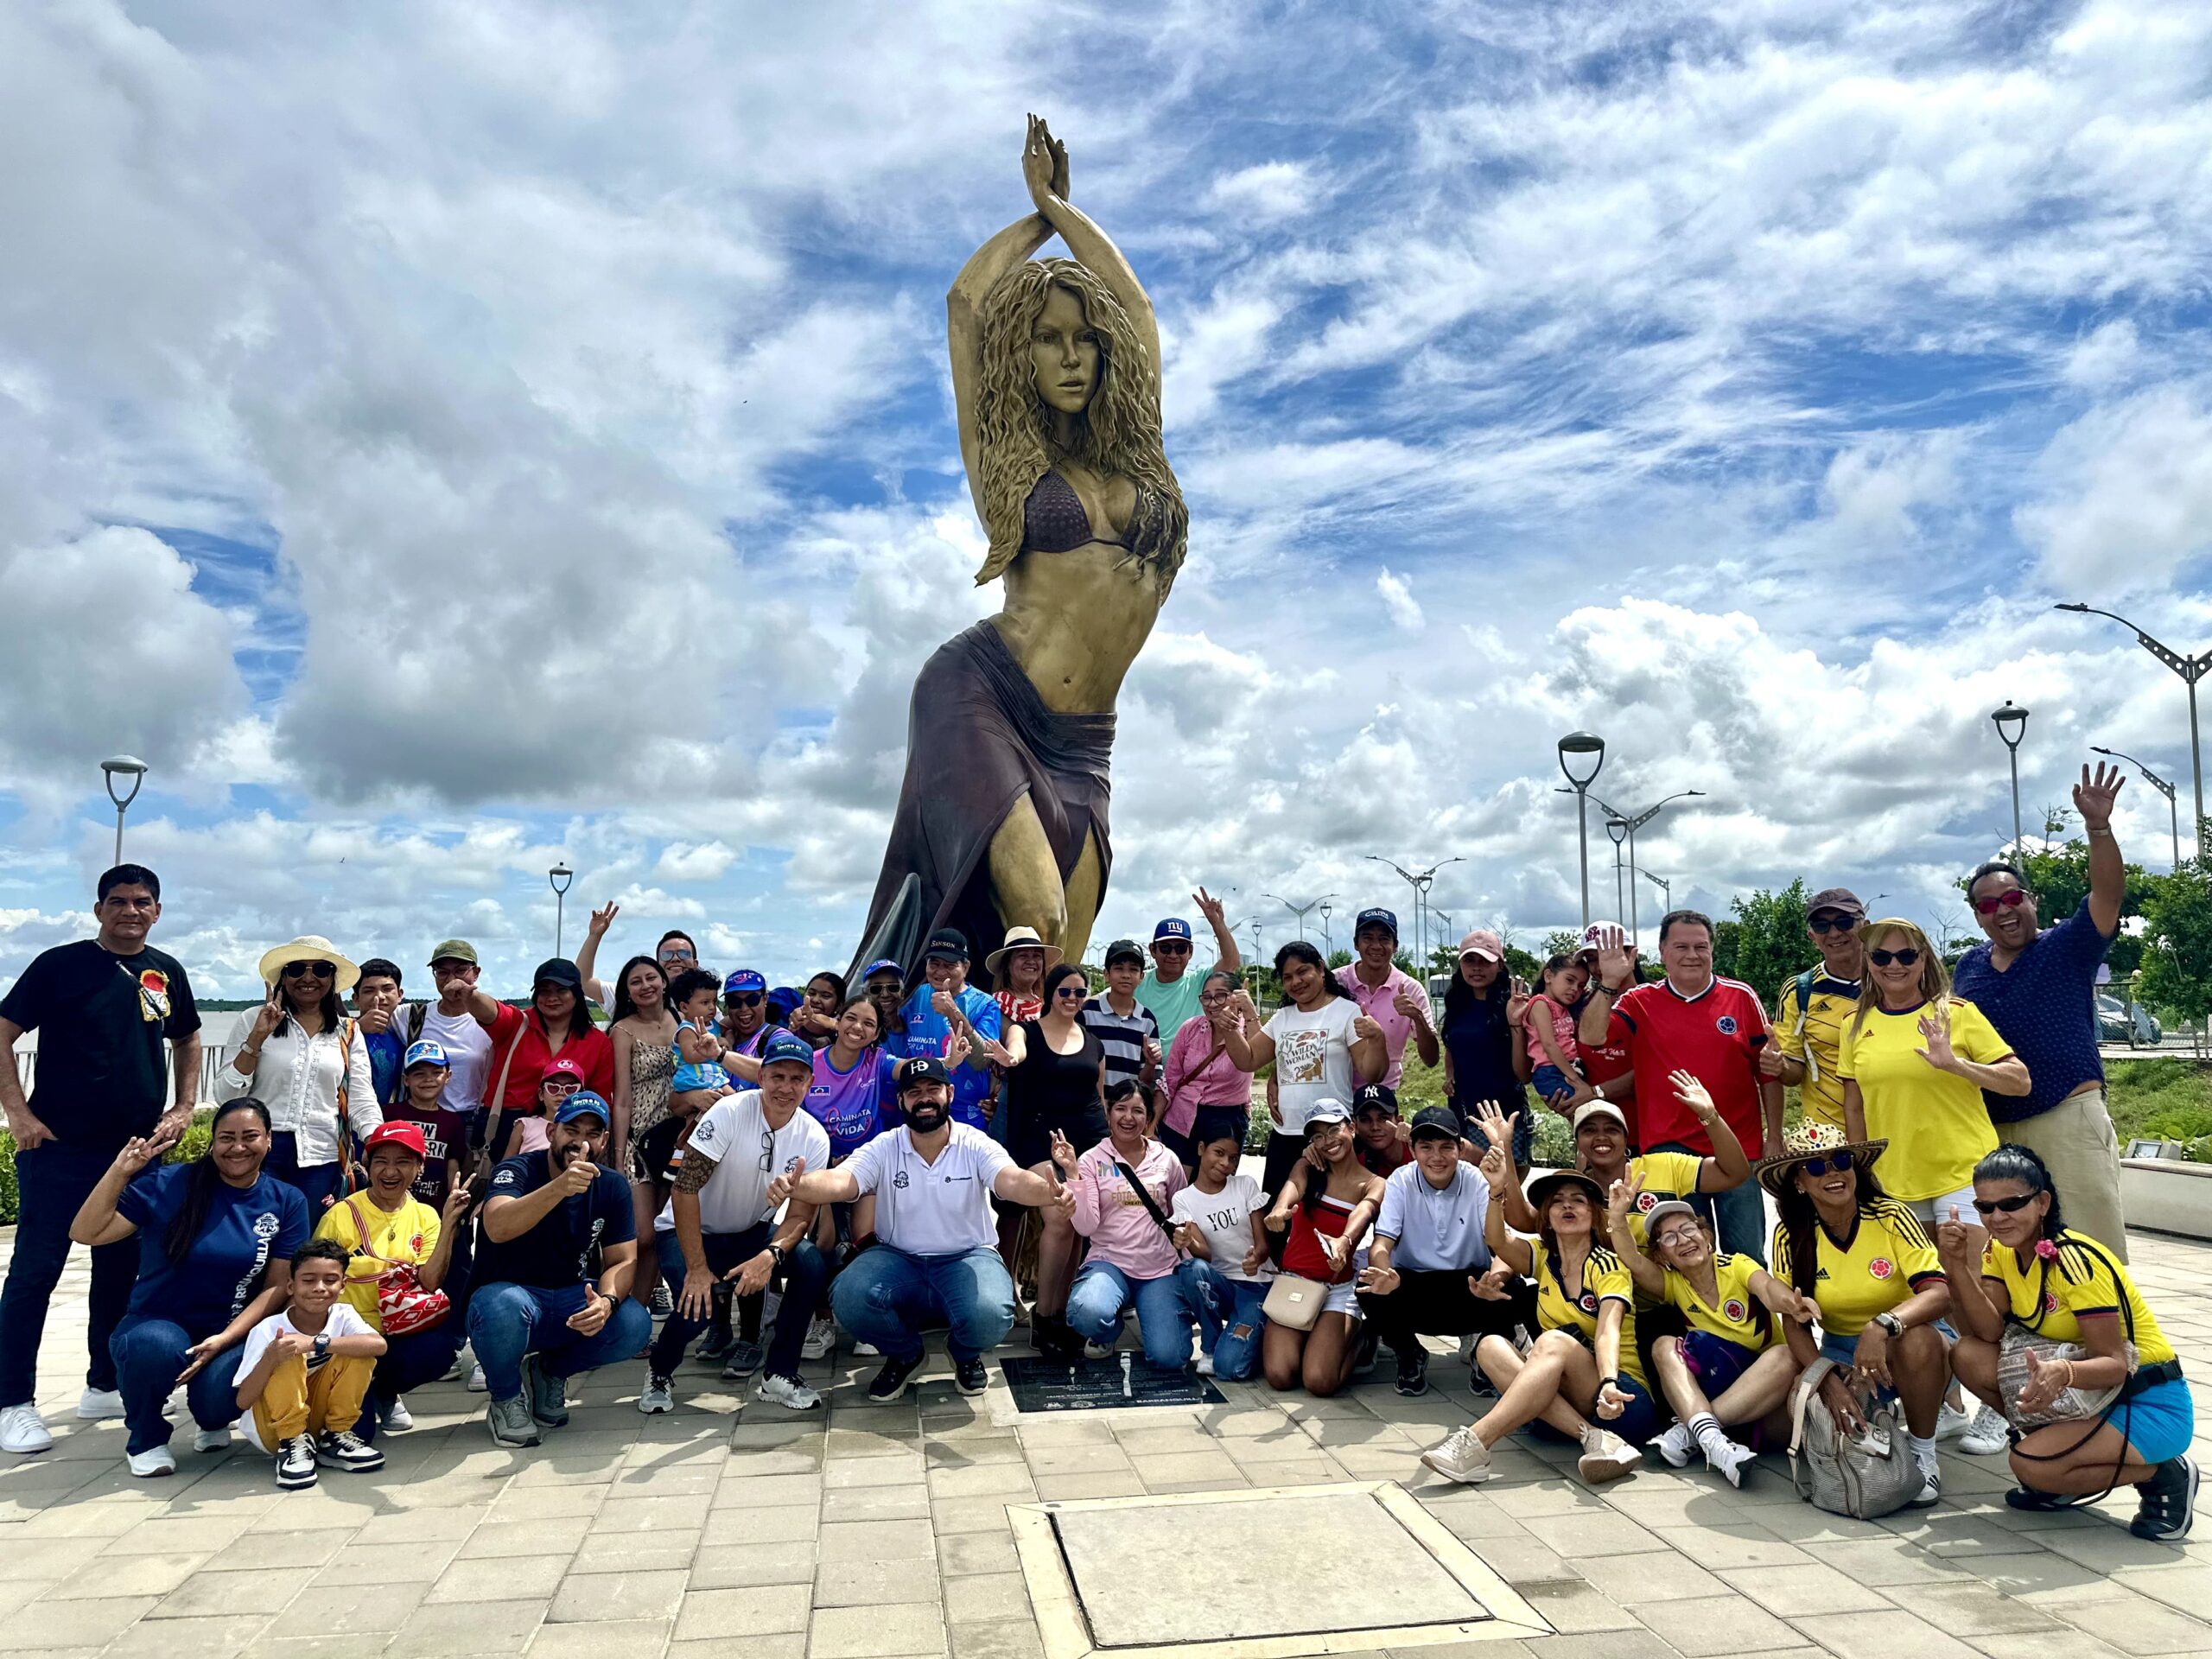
282, 961, 334, 980
1153, 941, 1192, 955
1974, 890, 2031, 915
726, 993, 763, 1008
660, 947, 697, 963
1867, 948, 1920, 968
1809, 914, 1857, 934
1796, 1153, 1857, 1177
1973, 1192, 2039, 1216
760, 1128, 776, 1174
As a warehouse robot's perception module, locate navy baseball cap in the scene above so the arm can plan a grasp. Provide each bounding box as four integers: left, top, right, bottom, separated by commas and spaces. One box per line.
1152, 918, 1193, 944
1351, 1083, 1399, 1117
924, 929, 969, 962
1103, 938, 1145, 967
1354, 908, 1398, 938
533, 957, 583, 990
555, 1090, 612, 1126
862, 958, 905, 981
896, 1055, 951, 1090
1409, 1106, 1463, 1144
760, 1032, 814, 1070
723, 969, 766, 996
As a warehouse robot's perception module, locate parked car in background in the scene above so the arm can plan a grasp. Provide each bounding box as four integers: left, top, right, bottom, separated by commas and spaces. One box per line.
2097, 994, 2163, 1047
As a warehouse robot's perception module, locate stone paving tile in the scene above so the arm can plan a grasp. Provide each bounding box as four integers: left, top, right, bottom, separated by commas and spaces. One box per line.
524, 1618, 673, 1659
947, 1618, 1046, 1659
811, 1556, 943, 1607
673, 1584, 812, 1641
1633, 1592, 1806, 1656
548, 1567, 690, 1623
2041, 1594, 2212, 1655
392, 1595, 549, 1656
1790, 1607, 1989, 1659
821, 1481, 932, 1520
809, 1599, 948, 1658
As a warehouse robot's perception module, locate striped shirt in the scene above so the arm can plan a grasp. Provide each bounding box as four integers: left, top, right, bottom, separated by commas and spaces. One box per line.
1082, 996, 1160, 1095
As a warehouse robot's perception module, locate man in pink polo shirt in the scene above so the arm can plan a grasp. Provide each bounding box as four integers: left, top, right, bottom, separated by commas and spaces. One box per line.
1337, 909, 1439, 1096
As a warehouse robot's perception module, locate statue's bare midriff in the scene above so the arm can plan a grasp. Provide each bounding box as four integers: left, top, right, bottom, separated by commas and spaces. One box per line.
992, 540, 1165, 714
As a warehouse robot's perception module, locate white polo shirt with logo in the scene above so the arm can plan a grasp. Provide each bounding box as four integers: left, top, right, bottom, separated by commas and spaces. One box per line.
842, 1122, 1015, 1256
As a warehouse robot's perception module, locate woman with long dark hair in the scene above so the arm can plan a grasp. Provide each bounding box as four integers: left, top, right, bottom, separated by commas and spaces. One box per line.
1940, 1143, 2195, 1540
217, 936, 380, 1212
1259, 1104, 1384, 1395
70, 1099, 309, 1477
1440, 931, 1535, 1166
1761, 1123, 1954, 1506
463, 958, 613, 1160
1161, 969, 1254, 1167
607, 955, 678, 1313
1223, 942, 1386, 1204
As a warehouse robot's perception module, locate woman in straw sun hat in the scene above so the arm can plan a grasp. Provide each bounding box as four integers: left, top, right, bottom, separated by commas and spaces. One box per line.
216, 937, 383, 1213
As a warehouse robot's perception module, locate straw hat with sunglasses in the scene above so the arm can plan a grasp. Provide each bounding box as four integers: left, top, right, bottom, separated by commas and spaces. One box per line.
255, 936, 363, 994
1756, 1120, 1889, 1197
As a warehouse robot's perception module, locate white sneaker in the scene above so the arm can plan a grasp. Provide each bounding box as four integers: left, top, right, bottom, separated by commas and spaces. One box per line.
1577, 1427, 1642, 1485
466, 1362, 487, 1393
853, 1340, 880, 1357
383, 1396, 414, 1433
1959, 1404, 2009, 1456
1421, 1426, 1494, 1484
1084, 1340, 1116, 1360
0, 1404, 54, 1454
1910, 1458, 1942, 1509
193, 1425, 232, 1453
1705, 1438, 1757, 1489
127, 1445, 176, 1478
75, 1388, 124, 1421
1935, 1400, 1974, 1441
756, 1373, 823, 1412
639, 1375, 675, 1414
1194, 1353, 1216, 1377
1654, 1421, 1694, 1468
801, 1316, 836, 1361
444, 1345, 472, 1382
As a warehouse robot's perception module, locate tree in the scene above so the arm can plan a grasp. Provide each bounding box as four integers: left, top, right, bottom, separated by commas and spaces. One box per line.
2136, 866, 2212, 1034
1711, 920, 1743, 984
1541, 930, 1581, 961
1718, 880, 1820, 998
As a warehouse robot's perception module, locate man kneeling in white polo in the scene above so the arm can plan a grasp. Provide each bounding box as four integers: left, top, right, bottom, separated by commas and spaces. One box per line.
788, 1055, 1072, 1402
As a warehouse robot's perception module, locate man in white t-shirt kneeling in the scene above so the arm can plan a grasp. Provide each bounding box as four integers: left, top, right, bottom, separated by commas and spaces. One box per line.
791, 1056, 1074, 1402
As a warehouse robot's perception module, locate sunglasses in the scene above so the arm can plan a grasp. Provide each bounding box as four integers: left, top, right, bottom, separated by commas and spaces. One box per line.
1974, 889, 2031, 915
1053, 985, 1089, 1001
1796, 1153, 1858, 1177
543, 1076, 582, 1096
1153, 941, 1192, 954
660, 947, 697, 963
1867, 947, 1920, 968
282, 961, 334, 980
1809, 914, 1857, 934
1973, 1192, 2039, 1216
726, 993, 763, 1007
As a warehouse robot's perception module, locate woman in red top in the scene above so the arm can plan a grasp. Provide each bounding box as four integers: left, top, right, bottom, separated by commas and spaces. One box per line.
1261, 1103, 1384, 1397
465, 958, 613, 1157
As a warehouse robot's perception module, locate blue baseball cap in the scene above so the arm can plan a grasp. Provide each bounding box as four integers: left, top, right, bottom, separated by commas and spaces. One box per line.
760, 1032, 814, 1070
723, 969, 766, 996
768, 985, 802, 1012
403, 1039, 449, 1070
862, 958, 905, 981
1151, 918, 1193, 944
555, 1090, 612, 1126
1355, 907, 1399, 938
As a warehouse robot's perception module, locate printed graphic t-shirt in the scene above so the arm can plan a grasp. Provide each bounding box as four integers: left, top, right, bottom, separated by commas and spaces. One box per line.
116, 1163, 310, 1338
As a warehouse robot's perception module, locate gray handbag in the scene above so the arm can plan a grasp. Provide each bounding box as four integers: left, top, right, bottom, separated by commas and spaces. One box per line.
1787, 1357, 1923, 1520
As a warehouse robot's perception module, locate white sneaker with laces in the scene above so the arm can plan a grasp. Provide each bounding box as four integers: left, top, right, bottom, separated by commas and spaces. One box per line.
1421, 1426, 1494, 1484
0, 1404, 53, 1454
1194, 1353, 1216, 1377
127, 1444, 176, 1478
801, 1315, 836, 1361
1910, 1457, 1942, 1508
467, 1362, 487, 1393
853, 1340, 880, 1357
639, 1375, 675, 1414
1577, 1427, 1642, 1484
192, 1425, 232, 1453
383, 1396, 414, 1433
1705, 1438, 1757, 1489
1959, 1404, 2009, 1456
1935, 1400, 1974, 1441
75, 1388, 124, 1420
1654, 1421, 1694, 1468
756, 1373, 823, 1412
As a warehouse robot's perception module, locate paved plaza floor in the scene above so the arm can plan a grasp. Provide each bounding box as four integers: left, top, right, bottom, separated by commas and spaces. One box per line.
2, 1228, 2209, 1659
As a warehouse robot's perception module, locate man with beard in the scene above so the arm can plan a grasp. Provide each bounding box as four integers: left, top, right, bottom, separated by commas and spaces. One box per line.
793, 1055, 1072, 1401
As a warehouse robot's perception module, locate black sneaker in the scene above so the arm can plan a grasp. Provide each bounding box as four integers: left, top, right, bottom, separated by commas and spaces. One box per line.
695, 1324, 735, 1364
1395, 1351, 1429, 1397
315, 1427, 385, 1473
866, 1351, 925, 1402
955, 1357, 988, 1397
2132, 1456, 2198, 1541
2005, 1485, 2084, 1512
274, 1433, 317, 1491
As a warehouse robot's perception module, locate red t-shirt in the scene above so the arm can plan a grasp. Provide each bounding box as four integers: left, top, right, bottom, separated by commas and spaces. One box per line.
1605, 977, 1770, 1155
485, 1002, 615, 1116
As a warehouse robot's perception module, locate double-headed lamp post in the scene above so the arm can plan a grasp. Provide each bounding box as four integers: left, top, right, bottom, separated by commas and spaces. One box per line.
2092, 745, 2182, 870
1556, 732, 1607, 928
549, 862, 575, 957
1992, 702, 2030, 855
2057, 602, 2209, 855
1265, 893, 1338, 948
101, 756, 148, 867
1363, 856, 1463, 975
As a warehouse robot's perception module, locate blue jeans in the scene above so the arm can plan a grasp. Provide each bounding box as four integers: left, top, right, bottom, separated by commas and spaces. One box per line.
466, 1281, 653, 1403
109, 1315, 249, 1456
1065, 1259, 1193, 1369
830, 1245, 1014, 1364
1177, 1261, 1268, 1380
0, 1142, 137, 1406
651, 1226, 829, 1382
1654, 1140, 1766, 1265
264, 1133, 344, 1216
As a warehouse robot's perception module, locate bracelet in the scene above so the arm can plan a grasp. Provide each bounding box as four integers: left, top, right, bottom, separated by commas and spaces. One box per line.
2058, 1359, 2076, 1389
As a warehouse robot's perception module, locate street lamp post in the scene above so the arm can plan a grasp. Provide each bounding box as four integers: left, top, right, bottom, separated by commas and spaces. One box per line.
100, 756, 148, 868
1992, 702, 2030, 855
1264, 893, 1338, 949
549, 862, 575, 957
1319, 901, 1334, 959
1556, 732, 1607, 928
2056, 603, 2210, 855
1591, 789, 1707, 945
1641, 869, 1672, 912
1364, 856, 1464, 976
1604, 817, 1628, 925
2093, 745, 2183, 869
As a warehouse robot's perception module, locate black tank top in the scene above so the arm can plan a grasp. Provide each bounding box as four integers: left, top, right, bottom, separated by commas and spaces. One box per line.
1005, 1019, 1103, 1127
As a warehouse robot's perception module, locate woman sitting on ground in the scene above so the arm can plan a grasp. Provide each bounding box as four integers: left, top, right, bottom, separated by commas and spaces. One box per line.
1939, 1143, 2195, 1541
1051, 1081, 1194, 1368
1605, 1176, 1804, 1487
1422, 1160, 1650, 1487
1259, 1103, 1384, 1397
1764, 1122, 1954, 1506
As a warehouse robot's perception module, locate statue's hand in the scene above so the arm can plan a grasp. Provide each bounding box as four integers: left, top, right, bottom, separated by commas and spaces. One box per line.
1024, 114, 1067, 209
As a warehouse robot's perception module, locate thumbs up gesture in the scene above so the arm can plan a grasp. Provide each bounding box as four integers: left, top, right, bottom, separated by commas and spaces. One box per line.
1934, 1203, 1982, 1264
768, 1156, 807, 1206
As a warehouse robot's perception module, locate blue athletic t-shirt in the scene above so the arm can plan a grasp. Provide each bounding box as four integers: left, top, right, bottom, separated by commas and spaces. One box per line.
476, 1149, 636, 1289
1951, 899, 2113, 1123
116, 1163, 310, 1339
896, 986, 1002, 1131
805, 1046, 901, 1160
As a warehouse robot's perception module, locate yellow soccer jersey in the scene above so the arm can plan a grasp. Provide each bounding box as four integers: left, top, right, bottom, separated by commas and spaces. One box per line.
1533, 1244, 1648, 1386
1662, 1250, 1776, 1350
1769, 1198, 1941, 1338
1980, 1229, 2175, 1366
1775, 970, 1859, 1128
1615, 1150, 1708, 1250
1837, 997, 2011, 1202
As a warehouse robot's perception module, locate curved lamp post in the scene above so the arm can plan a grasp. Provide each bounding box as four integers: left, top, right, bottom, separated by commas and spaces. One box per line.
1604, 816, 1629, 927
2092, 745, 2181, 869
1991, 702, 2030, 855
1556, 732, 1606, 928
101, 756, 148, 867
549, 862, 575, 957
2057, 602, 2209, 856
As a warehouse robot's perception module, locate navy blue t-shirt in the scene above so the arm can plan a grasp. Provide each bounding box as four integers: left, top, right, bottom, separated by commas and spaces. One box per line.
1952, 899, 2113, 1123
116, 1162, 310, 1339
476, 1150, 635, 1290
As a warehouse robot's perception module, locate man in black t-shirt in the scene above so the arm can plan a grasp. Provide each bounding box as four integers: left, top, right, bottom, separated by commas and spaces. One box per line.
0, 864, 201, 1453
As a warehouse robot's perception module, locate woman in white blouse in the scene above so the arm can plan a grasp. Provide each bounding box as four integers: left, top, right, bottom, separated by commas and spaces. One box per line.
216, 936, 381, 1213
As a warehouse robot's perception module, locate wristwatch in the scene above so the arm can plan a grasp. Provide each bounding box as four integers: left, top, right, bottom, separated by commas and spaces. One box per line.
312, 1332, 331, 1362
1873, 1313, 1905, 1338
768, 1243, 789, 1270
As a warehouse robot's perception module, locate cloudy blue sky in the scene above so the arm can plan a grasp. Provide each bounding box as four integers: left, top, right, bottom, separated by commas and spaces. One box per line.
3, 0, 2205, 997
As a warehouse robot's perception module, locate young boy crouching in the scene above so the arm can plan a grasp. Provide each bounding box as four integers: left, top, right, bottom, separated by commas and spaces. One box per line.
234, 1238, 388, 1489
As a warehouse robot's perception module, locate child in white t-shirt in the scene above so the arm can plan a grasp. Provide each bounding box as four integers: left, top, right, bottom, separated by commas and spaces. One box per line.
1168, 1126, 1274, 1381
233, 1238, 388, 1490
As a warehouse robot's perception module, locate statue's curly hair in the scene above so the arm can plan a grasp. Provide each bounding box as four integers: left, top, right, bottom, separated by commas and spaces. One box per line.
970, 257, 1186, 593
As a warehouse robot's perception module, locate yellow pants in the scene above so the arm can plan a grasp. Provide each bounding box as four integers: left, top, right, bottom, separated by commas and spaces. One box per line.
251, 1354, 373, 1446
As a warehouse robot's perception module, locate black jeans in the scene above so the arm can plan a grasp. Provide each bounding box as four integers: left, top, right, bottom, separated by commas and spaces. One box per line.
0, 1143, 137, 1405
1357, 1267, 1536, 1357
652, 1226, 829, 1382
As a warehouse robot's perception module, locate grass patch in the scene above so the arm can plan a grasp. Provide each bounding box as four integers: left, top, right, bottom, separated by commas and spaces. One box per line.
2107, 1057, 2212, 1159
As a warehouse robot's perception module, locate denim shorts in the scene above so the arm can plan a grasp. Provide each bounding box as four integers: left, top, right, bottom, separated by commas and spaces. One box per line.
1821, 1329, 1901, 1403
2113, 1376, 2195, 1466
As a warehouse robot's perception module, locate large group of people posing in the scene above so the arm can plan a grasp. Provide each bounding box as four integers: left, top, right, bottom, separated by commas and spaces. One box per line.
0, 763, 2192, 1539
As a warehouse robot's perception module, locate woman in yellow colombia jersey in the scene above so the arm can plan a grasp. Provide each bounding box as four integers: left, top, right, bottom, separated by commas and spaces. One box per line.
1606, 1177, 1803, 1489
1940, 1144, 2195, 1541
1419, 1160, 1652, 1488
1763, 1122, 1955, 1507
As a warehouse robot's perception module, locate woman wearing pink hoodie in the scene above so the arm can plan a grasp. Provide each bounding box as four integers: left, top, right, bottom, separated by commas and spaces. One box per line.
1049, 1080, 1193, 1367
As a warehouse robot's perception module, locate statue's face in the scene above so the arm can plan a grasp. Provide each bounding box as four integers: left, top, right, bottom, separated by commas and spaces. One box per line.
1030, 284, 1099, 416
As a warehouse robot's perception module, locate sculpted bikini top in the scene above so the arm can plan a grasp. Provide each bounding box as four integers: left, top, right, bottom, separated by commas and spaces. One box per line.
1022, 469, 1130, 553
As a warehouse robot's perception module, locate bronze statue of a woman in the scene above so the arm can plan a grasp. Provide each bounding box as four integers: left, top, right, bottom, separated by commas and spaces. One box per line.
856, 118, 1188, 986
